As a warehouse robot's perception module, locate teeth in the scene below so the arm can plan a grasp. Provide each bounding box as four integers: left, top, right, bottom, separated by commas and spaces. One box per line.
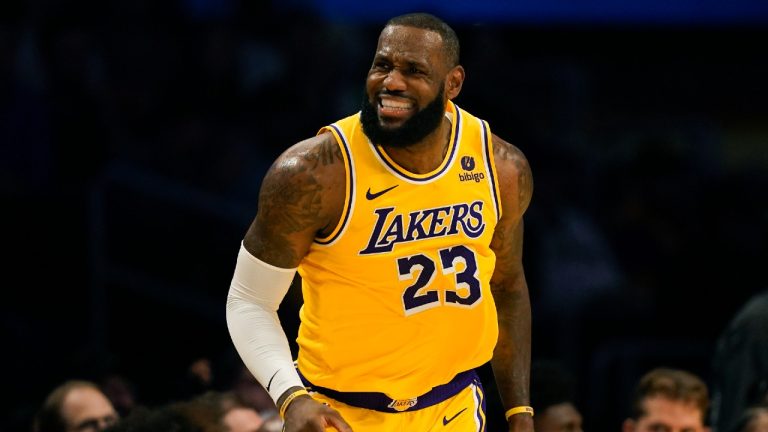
381, 99, 412, 110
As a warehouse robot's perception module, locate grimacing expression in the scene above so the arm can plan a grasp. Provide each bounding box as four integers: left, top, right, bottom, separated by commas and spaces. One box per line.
362, 25, 454, 148
361, 84, 445, 148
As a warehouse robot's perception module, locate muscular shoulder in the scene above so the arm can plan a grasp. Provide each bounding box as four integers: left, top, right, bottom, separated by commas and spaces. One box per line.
244, 132, 346, 266
260, 132, 346, 228
266, 132, 345, 188
492, 134, 533, 220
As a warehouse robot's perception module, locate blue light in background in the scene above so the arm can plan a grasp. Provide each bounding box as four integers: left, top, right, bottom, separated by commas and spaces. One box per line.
279, 0, 768, 25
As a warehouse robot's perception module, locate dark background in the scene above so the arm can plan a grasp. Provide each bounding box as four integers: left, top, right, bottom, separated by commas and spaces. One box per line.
2, 0, 767, 430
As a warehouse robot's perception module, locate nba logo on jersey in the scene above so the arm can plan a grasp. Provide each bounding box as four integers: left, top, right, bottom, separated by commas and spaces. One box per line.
387, 397, 418, 412
461, 155, 475, 171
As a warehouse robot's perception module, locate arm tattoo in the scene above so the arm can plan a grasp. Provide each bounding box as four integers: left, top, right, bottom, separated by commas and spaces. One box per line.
246, 140, 337, 266
301, 136, 344, 169
495, 139, 533, 215
260, 175, 322, 234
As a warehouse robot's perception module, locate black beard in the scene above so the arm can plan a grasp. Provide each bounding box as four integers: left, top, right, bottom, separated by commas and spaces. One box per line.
360, 86, 446, 149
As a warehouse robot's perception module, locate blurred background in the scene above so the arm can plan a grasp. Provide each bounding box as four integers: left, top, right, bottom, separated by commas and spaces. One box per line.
2, 0, 767, 430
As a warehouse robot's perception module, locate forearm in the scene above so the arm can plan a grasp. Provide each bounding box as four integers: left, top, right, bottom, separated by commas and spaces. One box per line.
226, 296, 302, 401
490, 276, 532, 420
225, 243, 305, 403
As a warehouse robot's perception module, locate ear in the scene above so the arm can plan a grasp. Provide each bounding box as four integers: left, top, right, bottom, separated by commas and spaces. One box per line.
445, 65, 465, 100
622, 418, 636, 432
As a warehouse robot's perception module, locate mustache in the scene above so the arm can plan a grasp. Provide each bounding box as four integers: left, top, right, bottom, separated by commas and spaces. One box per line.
377, 89, 415, 100
360, 84, 446, 149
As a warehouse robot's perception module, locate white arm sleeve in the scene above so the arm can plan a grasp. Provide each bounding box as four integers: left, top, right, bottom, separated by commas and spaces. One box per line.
226, 242, 304, 403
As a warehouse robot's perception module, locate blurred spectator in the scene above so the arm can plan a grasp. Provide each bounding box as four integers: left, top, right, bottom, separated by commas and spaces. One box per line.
106, 393, 281, 432
99, 374, 138, 418
729, 405, 768, 432
530, 360, 583, 432
193, 391, 283, 432
222, 404, 267, 432
34, 380, 119, 432
174, 357, 216, 401
224, 362, 277, 418
104, 402, 222, 432
623, 368, 709, 432
710, 290, 768, 432
202, 348, 278, 419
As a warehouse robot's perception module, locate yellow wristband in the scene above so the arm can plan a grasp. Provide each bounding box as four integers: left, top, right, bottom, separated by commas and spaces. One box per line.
505, 406, 534, 419
279, 389, 310, 419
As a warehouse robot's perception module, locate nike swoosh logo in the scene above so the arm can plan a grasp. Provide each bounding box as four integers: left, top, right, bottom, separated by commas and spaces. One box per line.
266, 370, 279, 392
443, 407, 467, 426
366, 185, 398, 200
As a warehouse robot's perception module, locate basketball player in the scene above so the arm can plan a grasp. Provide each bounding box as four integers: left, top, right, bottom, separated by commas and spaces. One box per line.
226, 13, 534, 432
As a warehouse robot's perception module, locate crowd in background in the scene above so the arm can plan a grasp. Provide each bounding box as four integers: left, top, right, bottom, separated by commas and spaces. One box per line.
2, 0, 767, 430
26, 352, 768, 432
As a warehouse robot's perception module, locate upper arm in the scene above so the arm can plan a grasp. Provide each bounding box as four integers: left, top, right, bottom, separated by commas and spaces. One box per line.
489, 134, 533, 289
242, 133, 346, 268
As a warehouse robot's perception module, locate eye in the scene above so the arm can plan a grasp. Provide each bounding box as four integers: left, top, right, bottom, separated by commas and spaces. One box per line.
75, 420, 100, 431
373, 61, 391, 71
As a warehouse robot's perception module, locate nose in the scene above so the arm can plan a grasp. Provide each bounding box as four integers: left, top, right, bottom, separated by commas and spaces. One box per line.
383, 69, 406, 92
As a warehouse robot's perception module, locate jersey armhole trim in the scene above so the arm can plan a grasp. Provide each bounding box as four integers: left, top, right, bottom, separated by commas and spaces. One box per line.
314, 124, 354, 245
481, 119, 502, 222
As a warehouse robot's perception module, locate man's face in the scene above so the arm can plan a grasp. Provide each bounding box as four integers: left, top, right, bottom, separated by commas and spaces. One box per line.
361, 25, 451, 148
534, 402, 583, 432
60, 386, 118, 432
623, 396, 707, 432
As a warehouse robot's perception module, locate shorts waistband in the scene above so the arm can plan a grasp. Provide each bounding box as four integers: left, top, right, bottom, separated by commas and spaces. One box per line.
297, 369, 479, 413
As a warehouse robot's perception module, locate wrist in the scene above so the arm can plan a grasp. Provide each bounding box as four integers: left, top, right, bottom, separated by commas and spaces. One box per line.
277, 387, 309, 419
504, 406, 534, 420
507, 410, 534, 430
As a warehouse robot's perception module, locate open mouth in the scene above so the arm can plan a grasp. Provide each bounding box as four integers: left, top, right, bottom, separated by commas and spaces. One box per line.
378, 96, 414, 118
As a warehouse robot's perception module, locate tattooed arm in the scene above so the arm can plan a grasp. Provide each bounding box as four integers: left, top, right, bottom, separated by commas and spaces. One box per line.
232, 132, 352, 432
489, 134, 534, 432
244, 132, 346, 267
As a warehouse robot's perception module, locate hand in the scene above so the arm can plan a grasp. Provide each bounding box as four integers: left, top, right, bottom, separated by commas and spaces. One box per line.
507, 412, 534, 432
282, 396, 353, 432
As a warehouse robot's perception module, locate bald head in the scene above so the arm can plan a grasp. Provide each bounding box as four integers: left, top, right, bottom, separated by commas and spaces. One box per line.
35, 381, 118, 432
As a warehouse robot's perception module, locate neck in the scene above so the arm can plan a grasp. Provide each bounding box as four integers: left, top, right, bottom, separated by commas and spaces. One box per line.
381, 116, 452, 174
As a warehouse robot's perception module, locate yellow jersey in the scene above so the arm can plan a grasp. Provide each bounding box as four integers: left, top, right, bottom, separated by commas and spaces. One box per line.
296, 101, 502, 400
